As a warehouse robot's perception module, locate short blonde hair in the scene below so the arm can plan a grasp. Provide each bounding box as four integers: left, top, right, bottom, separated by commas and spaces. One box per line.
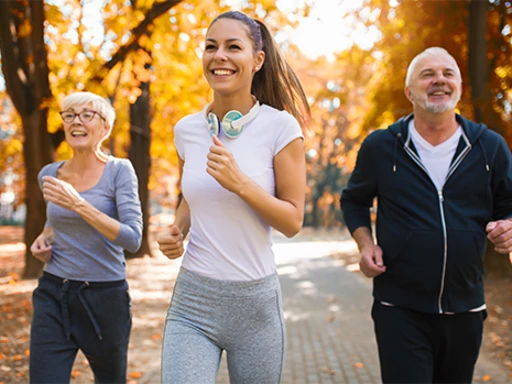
61, 92, 116, 130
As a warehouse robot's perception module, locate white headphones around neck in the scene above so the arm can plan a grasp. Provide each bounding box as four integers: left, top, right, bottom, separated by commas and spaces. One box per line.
203, 99, 260, 139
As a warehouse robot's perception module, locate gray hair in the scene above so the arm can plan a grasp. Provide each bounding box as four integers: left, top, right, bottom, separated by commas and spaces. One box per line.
405, 47, 461, 87
61, 91, 116, 129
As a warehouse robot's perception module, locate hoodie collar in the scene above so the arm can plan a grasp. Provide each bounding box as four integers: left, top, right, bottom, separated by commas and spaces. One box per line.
388, 113, 490, 174
388, 113, 487, 145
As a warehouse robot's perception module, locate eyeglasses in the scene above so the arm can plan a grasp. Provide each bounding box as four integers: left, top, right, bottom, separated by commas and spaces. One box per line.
59, 110, 106, 123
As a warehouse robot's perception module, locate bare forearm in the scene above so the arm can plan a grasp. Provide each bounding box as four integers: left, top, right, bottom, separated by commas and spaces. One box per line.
36, 226, 54, 244
41, 226, 54, 238
74, 200, 121, 241
237, 178, 303, 238
352, 226, 375, 251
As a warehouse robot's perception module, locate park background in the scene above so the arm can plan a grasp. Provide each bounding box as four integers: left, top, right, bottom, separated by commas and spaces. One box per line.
0, 0, 511, 382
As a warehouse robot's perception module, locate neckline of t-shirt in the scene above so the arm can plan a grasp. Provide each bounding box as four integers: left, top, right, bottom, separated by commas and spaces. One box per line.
54, 156, 112, 194
409, 121, 462, 153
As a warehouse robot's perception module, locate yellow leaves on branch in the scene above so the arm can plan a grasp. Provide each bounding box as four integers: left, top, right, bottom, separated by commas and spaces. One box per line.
38, 97, 55, 111
131, 50, 152, 83
2, 139, 23, 157
495, 66, 511, 80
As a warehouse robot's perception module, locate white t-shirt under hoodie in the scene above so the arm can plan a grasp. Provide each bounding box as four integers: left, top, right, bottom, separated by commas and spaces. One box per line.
174, 104, 303, 281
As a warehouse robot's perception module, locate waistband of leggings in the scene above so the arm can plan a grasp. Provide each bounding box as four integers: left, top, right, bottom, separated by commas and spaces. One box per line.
177, 267, 279, 296
42, 271, 126, 288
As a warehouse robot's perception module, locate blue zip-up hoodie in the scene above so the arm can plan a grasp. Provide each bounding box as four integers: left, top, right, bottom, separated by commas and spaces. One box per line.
341, 114, 512, 314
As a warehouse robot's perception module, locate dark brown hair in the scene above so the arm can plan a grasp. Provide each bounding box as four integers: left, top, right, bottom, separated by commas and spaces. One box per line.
210, 11, 310, 129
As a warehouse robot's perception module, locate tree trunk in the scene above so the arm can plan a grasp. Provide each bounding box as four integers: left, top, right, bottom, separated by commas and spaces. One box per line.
22, 113, 54, 277
468, 0, 489, 124
468, 0, 504, 134
468, 0, 512, 278
126, 79, 152, 259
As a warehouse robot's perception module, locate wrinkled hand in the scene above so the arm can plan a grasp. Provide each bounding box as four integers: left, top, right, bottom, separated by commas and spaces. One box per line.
30, 236, 52, 263
157, 225, 184, 260
42, 176, 84, 211
206, 135, 248, 193
359, 244, 386, 278
486, 220, 512, 254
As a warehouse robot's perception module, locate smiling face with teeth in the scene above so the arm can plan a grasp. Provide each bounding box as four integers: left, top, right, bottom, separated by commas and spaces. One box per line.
202, 18, 265, 100
405, 51, 462, 114
62, 103, 109, 152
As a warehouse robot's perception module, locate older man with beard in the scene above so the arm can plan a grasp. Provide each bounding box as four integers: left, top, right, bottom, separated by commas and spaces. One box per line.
341, 47, 512, 383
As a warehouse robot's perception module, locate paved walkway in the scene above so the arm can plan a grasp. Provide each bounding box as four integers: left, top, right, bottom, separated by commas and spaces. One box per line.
140, 231, 511, 383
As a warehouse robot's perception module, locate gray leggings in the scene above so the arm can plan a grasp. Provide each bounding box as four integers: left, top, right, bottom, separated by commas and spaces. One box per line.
161, 267, 285, 384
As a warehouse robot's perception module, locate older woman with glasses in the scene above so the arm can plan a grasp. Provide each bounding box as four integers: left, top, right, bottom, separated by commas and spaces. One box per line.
29, 91, 143, 384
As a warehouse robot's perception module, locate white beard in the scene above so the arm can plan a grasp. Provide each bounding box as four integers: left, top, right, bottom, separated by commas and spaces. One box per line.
412, 90, 461, 113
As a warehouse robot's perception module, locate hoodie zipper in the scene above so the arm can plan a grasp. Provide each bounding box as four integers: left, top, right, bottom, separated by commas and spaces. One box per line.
437, 190, 448, 313
402, 133, 472, 313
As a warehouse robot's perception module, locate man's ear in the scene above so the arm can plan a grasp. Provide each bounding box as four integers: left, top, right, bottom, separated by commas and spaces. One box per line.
404, 87, 413, 103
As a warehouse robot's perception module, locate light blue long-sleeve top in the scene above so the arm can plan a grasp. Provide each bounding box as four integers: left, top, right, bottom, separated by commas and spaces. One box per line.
38, 157, 143, 281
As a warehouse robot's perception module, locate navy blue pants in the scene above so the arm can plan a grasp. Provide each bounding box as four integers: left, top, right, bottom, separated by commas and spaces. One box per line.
29, 272, 132, 384
372, 300, 485, 384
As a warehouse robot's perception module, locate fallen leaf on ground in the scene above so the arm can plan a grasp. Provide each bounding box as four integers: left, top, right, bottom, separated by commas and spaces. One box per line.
482, 375, 492, 381
71, 369, 81, 377
321, 367, 335, 375
354, 362, 364, 368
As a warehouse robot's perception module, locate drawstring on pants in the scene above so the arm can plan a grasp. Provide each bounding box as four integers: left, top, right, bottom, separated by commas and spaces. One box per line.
78, 282, 103, 340
60, 279, 103, 340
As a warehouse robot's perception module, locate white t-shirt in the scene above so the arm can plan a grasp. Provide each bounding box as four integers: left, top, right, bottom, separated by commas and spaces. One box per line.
174, 104, 303, 281
409, 120, 462, 191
